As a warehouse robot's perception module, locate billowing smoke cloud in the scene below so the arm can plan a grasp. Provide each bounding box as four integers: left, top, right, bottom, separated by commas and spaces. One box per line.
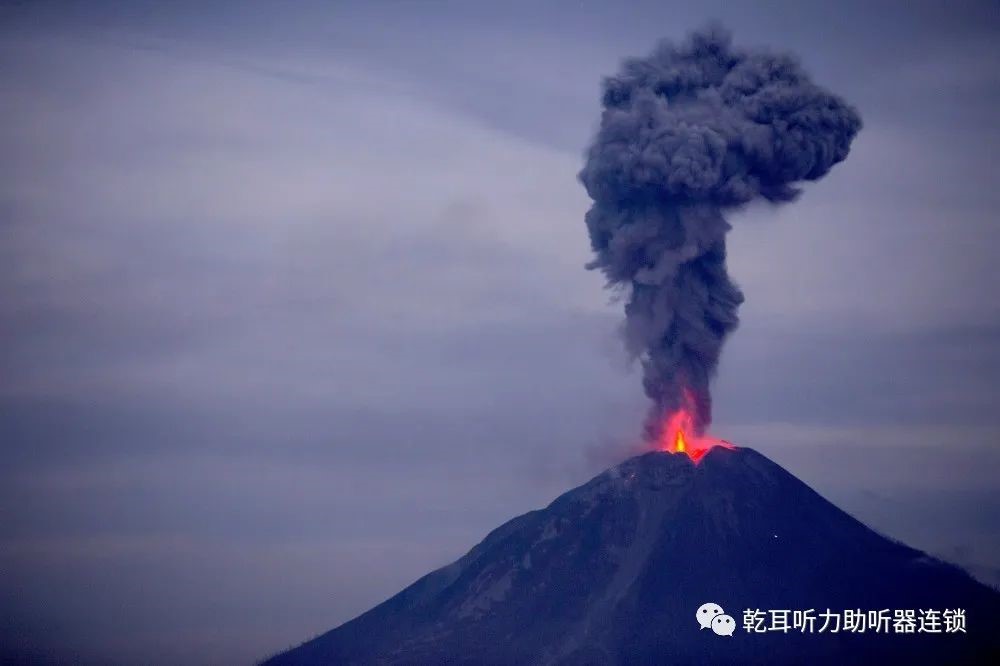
580, 27, 861, 440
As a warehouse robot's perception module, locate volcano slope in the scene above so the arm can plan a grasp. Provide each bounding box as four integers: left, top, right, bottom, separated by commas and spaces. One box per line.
264, 448, 1000, 665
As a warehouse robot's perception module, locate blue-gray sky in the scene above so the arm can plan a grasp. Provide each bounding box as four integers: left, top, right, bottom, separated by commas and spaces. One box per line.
1, 1, 998, 663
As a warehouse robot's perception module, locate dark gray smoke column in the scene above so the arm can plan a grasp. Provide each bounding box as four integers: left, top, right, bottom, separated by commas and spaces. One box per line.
580, 27, 861, 440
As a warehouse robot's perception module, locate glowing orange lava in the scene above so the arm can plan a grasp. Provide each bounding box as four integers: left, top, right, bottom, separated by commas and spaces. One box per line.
656, 393, 735, 462
674, 428, 687, 455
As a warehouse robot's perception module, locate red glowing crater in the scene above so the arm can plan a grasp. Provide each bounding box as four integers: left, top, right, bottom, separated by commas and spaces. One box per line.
655, 395, 735, 462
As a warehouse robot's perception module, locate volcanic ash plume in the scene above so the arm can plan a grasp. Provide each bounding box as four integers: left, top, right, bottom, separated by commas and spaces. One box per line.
579, 27, 861, 441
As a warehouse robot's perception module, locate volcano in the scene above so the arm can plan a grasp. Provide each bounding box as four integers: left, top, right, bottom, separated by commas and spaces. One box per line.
264, 448, 1000, 664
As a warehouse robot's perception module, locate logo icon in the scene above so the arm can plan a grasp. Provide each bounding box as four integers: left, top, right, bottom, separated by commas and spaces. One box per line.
697, 602, 734, 637
697, 602, 724, 630
712, 614, 736, 636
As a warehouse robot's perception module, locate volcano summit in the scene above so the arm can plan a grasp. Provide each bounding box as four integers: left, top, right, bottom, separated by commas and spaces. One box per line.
265, 448, 999, 664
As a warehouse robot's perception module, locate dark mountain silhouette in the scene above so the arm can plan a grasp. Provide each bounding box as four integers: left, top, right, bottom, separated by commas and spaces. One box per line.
264, 448, 1000, 664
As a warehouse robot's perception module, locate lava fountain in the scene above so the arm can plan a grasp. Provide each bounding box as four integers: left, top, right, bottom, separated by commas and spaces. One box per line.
656, 391, 735, 462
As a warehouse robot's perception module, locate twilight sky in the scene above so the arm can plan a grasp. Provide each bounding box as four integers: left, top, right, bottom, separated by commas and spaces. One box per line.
2, 1, 999, 664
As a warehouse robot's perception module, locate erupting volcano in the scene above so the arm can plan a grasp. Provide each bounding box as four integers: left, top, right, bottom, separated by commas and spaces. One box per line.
265, 27, 1000, 666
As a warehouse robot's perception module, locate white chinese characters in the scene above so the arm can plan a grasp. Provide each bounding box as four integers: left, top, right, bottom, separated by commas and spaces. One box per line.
742, 608, 967, 634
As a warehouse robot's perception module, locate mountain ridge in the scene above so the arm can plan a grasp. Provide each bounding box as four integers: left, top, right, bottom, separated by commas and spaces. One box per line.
264, 447, 1000, 664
